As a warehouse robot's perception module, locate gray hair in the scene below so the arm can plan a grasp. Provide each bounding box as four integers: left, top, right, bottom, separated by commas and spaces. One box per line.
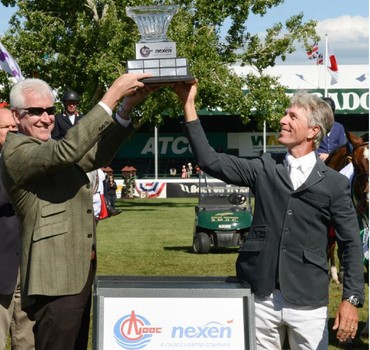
10, 78, 54, 109
290, 91, 334, 149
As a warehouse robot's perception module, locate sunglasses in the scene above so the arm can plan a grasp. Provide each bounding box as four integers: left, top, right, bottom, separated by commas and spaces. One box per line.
21, 106, 56, 117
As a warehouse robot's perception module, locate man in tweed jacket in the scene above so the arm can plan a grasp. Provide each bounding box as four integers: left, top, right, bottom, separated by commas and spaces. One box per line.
1, 73, 151, 349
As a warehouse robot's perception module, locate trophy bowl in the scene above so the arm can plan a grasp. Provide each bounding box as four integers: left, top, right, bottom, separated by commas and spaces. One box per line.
126, 5, 179, 43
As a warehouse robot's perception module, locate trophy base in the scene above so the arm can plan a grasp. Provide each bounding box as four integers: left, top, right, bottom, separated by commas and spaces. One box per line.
127, 57, 193, 84
140, 75, 195, 84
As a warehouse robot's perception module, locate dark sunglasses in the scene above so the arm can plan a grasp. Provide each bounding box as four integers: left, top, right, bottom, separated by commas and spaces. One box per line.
22, 106, 56, 116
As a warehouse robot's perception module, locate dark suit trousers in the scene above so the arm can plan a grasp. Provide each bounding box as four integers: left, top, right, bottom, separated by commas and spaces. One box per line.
25, 263, 94, 350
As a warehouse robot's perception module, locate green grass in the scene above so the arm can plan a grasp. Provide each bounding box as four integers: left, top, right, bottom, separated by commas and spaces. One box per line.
7, 198, 369, 349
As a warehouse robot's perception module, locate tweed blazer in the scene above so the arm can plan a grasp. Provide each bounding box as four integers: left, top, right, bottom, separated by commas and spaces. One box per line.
183, 119, 364, 307
0, 161, 20, 295
1, 104, 133, 308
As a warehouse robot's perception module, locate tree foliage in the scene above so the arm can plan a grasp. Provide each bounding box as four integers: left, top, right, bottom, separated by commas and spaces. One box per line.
0, 0, 318, 130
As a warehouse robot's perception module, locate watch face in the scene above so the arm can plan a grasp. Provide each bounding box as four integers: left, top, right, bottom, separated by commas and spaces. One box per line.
349, 296, 360, 306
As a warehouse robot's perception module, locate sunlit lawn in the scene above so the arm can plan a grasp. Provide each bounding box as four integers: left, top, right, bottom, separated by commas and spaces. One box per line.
7, 198, 369, 349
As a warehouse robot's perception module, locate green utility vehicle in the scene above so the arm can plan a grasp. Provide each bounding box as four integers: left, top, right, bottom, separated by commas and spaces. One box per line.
192, 173, 253, 254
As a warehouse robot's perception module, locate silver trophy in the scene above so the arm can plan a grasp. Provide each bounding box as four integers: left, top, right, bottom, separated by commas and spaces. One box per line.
126, 5, 193, 83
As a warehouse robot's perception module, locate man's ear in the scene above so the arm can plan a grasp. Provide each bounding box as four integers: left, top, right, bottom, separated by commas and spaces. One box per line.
12, 109, 21, 125
308, 125, 320, 139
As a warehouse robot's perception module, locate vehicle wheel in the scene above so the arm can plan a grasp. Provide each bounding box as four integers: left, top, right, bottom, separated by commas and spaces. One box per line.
193, 232, 210, 254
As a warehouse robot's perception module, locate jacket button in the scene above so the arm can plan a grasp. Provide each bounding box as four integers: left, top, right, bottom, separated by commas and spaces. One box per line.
87, 233, 92, 238
281, 246, 287, 252
283, 227, 289, 234
287, 209, 293, 215
86, 184, 90, 189
87, 209, 92, 214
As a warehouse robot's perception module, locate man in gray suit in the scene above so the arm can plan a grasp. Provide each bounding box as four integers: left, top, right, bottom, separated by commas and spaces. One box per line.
0, 108, 35, 349
1, 73, 152, 349
174, 81, 364, 349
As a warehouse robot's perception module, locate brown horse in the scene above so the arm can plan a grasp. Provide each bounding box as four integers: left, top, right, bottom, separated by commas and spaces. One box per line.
325, 131, 369, 220
325, 131, 369, 284
349, 132, 369, 223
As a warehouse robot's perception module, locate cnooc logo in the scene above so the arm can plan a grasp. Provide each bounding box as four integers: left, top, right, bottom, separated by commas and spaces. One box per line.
114, 310, 161, 349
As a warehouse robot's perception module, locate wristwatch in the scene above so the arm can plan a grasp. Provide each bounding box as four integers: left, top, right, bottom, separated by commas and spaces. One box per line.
343, 295, 360, 307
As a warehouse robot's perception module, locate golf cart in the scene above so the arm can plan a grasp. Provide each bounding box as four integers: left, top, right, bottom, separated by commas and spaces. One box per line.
192, 172, 253, 254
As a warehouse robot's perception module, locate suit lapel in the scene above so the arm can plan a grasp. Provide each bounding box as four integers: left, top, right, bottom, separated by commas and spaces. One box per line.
275, 154, 293, 188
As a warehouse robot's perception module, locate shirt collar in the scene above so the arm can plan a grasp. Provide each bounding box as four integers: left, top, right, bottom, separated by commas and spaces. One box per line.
285, 151, 316, 172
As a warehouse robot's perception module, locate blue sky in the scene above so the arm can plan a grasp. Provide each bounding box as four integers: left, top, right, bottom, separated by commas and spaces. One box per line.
0, 0, 368, 64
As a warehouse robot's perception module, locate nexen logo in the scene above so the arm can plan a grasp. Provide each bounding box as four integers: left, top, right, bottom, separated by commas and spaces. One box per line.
155, 48, 172, 53
171, 321, 232, 338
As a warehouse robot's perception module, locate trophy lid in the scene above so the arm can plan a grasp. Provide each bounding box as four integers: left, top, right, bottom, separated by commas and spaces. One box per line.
126, 5, 180, 43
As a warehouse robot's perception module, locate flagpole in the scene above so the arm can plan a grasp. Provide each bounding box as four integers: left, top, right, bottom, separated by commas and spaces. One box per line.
324, 34, 328, 97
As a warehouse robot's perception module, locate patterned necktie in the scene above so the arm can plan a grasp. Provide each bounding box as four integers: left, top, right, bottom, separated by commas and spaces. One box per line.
289, 159, 304, 190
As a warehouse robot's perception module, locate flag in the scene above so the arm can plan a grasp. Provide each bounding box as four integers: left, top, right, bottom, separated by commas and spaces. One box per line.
327, 43, 338, 85
306, 41, 319, 60
316, 53, 324, 65
0, 42, 24, 81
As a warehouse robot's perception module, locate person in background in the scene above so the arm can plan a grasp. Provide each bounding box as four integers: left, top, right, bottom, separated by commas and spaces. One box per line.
174, 80, 364, 349
1, 73, 153, 349
316, 96, 347, 161
104, 174, 117, 208
181, 165, 187, 178
87, 168, 106, 222
0, 108, 35, 350
51, 90, 84, 140
187, 162, 193, 178
104, 173, 121, 215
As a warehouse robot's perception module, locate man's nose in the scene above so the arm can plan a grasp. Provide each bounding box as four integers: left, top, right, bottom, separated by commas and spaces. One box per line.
280, 114, 288, 125
40, 113, 53, 124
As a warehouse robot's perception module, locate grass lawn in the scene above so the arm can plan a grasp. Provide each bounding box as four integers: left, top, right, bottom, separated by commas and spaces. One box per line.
7, 197, 369, 349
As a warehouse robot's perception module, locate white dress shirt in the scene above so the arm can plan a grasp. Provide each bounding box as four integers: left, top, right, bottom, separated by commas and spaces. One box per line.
285, 151, 316, 189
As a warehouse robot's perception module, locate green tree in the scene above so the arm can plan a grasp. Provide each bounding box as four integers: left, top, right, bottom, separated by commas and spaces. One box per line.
0, 0, 318, 130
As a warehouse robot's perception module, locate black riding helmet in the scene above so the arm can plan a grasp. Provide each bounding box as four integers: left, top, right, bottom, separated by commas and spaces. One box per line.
322, 96, 336, 113
62, 90, 80, 103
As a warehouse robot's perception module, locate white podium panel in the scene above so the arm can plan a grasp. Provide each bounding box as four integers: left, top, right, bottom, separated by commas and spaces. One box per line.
93, 276, 255, 350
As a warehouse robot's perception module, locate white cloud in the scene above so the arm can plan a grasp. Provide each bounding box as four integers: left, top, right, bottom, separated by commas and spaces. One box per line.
316, 16, 369, 45
314, 16, 369, 64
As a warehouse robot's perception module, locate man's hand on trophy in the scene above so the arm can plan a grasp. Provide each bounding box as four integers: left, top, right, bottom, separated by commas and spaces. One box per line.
173, 79, 198, 106
173, 79, 199, 122
117, 84, 159, 121
101, 73, 152, 111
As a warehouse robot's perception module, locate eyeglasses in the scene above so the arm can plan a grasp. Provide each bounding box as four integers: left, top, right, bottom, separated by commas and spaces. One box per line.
21, 106, 56, 117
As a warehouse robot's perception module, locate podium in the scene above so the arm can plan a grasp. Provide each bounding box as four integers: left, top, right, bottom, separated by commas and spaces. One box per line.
93, 276, 256, 350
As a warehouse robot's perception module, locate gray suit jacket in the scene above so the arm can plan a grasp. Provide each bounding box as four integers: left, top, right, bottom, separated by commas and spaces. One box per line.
183, 119, 364, 307
1, 104, 133, 308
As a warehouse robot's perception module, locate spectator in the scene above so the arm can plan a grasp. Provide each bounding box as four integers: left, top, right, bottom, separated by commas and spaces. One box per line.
51, 90, 85, 140
187, 162, 193, 177
181, 165, 187, 178
0, 108, 35, 349
87, 168, 107, 221
174, 80, 364, 349
104, 173, 121, 215
1, 73, 152, 349
316, 96, 347, 161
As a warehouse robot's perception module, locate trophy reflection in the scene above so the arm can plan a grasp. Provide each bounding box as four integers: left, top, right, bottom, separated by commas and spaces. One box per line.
126, 5, 193, 83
